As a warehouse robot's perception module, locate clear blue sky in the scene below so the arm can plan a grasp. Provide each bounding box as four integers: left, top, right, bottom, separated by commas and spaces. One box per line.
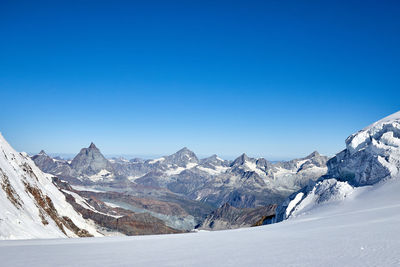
1, 0, 400, 160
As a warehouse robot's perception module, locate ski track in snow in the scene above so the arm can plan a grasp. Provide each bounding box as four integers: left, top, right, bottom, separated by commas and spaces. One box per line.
1, 178, 400, 266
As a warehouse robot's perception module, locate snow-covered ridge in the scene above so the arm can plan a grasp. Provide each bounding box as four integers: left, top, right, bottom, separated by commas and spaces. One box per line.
2, 177, 400, 266
330, 110, 400, 186
347, 111, 400, 154
281, 179, 354, 220
0, 133, 101, 239
276, 110, 400, 222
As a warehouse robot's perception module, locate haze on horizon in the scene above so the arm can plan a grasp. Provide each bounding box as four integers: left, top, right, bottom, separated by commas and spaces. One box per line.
1, 0, 400, 160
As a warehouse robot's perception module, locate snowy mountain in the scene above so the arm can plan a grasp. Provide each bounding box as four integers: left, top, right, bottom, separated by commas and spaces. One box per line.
0, 133, 101, 239
70, 143, 115, 182
276, 110, 400, 222
328, 111, 400, 186
31, 143, 328, 230
2, 176, 400, 266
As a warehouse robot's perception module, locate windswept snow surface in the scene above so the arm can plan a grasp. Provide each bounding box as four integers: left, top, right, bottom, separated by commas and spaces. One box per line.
1, 178, 400, 266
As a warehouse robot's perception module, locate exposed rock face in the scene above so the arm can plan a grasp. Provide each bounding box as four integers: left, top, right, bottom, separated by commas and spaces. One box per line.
197, 203, 276, 230
53, 178, 183, 235
70, 143, 114, 178
0, 133, 100, 239
162, 147, 199, 167
31, 150, 77, 178
32, 145, 329, 230
327, 111, 400, 186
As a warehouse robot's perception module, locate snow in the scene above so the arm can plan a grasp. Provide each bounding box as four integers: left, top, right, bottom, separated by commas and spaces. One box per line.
165, 166, 186, 175
103, 202, 120, 208
285, 192, 304, 218
347, 110, 400, 154
0, 133, 101, 239
186, 162, 198, 169
1, 177, 400, 266
70, 185, 106, 193
88, 169, 112, 182
148, 157, 165, 164
243, 160, 266, 176
62, 190, 122, 219
286, 179, 355, 219
197, 165, 229, 175
165, 163, 198, 176
362, 111, 400, 131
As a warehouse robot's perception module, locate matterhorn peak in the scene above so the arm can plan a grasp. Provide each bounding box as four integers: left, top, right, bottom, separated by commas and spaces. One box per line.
38, 150, 47, 155
89, 142, 98, 149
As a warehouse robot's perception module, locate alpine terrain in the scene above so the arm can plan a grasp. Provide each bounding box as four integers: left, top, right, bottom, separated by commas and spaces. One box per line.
32, 143, 328, 231
1, 111, 400, 266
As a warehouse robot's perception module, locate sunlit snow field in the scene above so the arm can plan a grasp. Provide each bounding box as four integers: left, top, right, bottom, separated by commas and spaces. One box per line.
1, 179, 400, 267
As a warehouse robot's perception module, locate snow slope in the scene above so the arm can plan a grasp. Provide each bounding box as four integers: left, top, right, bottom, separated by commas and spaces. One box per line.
1, 177, 399, 266
0, 133, 101, 239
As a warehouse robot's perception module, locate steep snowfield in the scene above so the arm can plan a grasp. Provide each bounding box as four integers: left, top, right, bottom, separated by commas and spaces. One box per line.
0, 177, 399, 266
0, 133, 101, 239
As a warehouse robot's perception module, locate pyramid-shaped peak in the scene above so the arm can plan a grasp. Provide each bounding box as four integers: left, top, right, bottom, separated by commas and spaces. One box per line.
177, 147, 192, 153
173, 147, 197, 157
38, 150, 47, 155
231, 153, 250, 166
88, 142, 97, 149
238, 153, 249, 161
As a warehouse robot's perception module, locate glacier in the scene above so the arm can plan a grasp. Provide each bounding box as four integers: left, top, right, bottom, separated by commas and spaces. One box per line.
0, 176, 399, 266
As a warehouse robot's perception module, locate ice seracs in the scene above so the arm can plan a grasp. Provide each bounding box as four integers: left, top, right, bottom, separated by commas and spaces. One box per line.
276, 110, 400, 222
328, 110, 400, 186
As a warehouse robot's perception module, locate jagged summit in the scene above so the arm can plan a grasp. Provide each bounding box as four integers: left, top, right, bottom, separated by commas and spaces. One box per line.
89, 142, 97, 149
276, 110, 400, 223
175, 147, 192, 154
231, 153, 250, 166
38, 150, 47, 155
164, 147, 199, 167
328, 110, 400, 186
70, 143, 113, 176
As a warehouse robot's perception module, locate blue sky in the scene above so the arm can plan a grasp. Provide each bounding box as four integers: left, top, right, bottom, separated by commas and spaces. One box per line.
1, 0, 400, 160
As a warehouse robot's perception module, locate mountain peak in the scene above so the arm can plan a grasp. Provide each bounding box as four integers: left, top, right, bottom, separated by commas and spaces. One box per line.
163, 147, 199, 167
38, 150, 47, 155
306, 151, 320, 158
70, 142, 113, 176
231, 153, 251, 167
89, 142, 97, 149
176, 147, 191, 154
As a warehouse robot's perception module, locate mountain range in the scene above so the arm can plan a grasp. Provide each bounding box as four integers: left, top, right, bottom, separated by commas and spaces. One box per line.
31, 140, 328, 231
2, 110, 400, 239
